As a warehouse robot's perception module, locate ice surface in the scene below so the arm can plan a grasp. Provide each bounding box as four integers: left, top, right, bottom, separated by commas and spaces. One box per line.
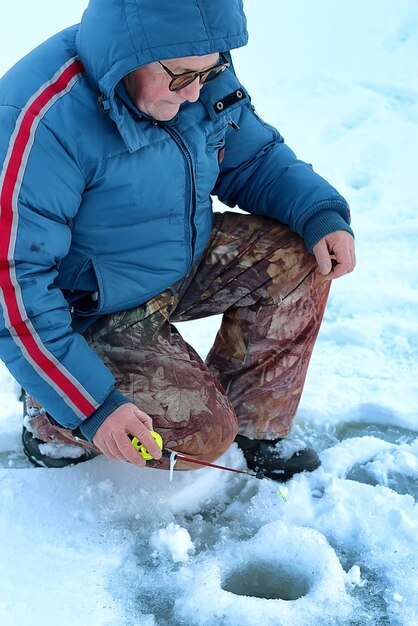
1, 1, 418, 625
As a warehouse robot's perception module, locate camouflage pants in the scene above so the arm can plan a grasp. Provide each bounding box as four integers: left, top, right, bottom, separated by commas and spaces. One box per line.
28, 212, 330, 464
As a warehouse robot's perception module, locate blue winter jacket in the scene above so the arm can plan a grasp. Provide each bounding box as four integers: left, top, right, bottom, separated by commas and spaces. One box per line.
0, 0, 352, 440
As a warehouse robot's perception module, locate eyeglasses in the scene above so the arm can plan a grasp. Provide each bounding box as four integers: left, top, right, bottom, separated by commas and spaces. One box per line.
158, 53, 230, 92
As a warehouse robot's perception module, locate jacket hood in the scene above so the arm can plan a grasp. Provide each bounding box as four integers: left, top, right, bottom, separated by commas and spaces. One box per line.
76, 0, 248, 100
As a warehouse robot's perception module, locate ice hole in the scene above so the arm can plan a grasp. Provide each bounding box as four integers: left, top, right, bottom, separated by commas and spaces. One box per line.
222, 560, 311, 601
336, 421, 417, 445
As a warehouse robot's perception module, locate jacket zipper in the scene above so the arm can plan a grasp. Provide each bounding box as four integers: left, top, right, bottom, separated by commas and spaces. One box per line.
159, 123, 197, 272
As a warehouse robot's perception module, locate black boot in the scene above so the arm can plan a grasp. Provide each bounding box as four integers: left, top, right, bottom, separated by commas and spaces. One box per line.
22, 426, 99, 468
235, 434, 321, 481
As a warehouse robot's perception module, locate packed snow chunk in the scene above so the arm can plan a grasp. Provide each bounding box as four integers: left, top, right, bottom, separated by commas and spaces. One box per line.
38, 442, 87, 460
174, 520, 354, 626
149, 522, 195, 563
346, 565, 363, 587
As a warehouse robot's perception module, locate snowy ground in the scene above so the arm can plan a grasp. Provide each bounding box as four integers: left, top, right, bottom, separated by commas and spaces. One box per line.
1, 1, 418, 625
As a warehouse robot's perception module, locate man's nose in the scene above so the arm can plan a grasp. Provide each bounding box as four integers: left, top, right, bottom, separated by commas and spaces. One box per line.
180, 78, 202, 103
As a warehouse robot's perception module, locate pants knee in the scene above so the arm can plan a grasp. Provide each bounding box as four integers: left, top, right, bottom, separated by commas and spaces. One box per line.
174, 408, 238, 469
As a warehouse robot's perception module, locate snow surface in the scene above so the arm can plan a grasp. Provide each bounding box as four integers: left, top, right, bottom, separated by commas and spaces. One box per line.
1, 1, 417, 625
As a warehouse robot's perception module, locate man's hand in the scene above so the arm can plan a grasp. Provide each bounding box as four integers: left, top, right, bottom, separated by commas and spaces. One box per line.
93, 403, 162, 466
313, 230, 356, 280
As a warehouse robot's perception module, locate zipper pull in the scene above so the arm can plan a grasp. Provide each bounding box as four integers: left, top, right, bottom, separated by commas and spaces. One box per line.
97, 94, 111, 114
228, 119, 240, 132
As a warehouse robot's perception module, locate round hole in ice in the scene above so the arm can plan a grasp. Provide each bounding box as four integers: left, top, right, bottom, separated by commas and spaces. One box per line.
222, 559, 311, 600
174, 521, 354, 625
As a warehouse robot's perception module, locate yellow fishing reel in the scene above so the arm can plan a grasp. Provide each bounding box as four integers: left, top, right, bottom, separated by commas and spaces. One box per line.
130, 430, 163, 460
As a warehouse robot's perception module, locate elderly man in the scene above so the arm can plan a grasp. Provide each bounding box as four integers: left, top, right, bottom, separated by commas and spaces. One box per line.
0, 0, 354, 479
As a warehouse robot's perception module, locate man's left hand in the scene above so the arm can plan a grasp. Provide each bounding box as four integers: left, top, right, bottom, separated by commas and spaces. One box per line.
313, 230, 356, 280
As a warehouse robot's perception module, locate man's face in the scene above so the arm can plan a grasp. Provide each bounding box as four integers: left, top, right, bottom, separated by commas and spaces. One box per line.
123, 53, 220, 121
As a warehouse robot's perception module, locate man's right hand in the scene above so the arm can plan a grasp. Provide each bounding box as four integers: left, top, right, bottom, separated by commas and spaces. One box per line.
93, 403, 162, 466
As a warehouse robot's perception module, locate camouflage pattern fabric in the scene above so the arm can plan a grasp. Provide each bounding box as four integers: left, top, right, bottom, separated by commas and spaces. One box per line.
24, 394, 98, 451
26, 212, 330, 466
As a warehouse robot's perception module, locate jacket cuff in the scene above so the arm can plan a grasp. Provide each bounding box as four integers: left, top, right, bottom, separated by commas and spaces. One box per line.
78, 389, 132, 442
303, 209, 354, 252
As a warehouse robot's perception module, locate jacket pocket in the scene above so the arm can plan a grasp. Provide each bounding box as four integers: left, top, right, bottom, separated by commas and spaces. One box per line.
206, 124, 228, 153
70, 257, 102, 316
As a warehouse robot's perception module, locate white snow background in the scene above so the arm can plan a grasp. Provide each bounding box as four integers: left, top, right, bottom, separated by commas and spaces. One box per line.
0, 1, 417, 625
